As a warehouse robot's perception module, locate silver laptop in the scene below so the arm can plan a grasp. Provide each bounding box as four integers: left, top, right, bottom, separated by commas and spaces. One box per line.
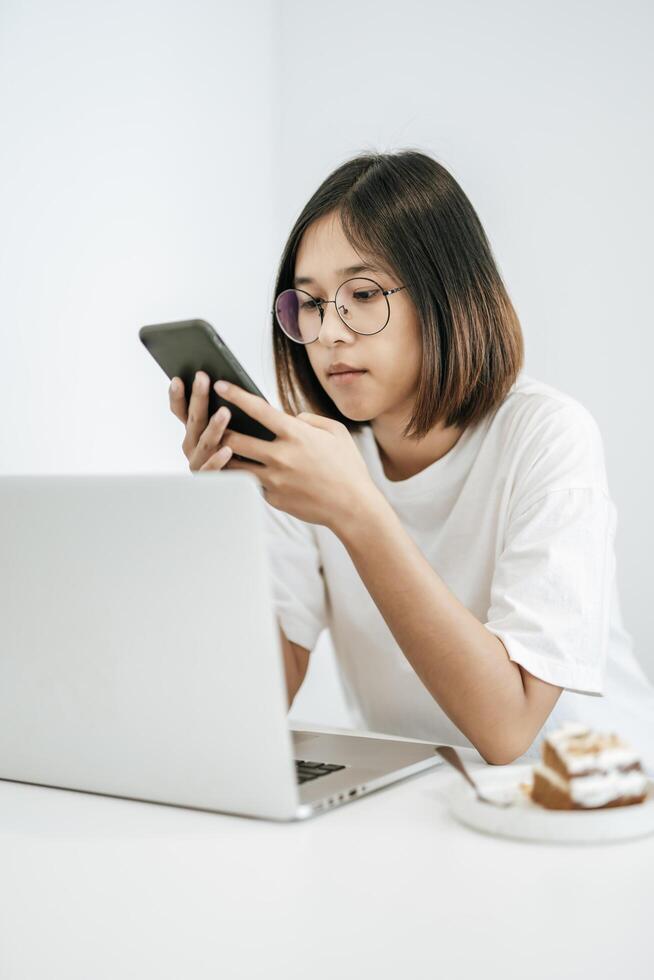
0, 474, 442, 821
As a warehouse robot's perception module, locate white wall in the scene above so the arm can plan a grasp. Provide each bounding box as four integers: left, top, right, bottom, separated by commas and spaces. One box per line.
0, 0, 279, 475
1, 1, 652, 728
284, 0, 654, 725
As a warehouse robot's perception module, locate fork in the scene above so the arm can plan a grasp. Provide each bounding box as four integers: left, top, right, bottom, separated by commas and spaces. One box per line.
435, 744, 514, 808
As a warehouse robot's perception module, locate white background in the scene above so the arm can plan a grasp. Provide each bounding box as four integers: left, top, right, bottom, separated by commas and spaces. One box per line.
1, 0, 652, 726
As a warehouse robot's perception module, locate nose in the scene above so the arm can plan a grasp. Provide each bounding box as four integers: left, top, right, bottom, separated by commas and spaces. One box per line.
316, 300, 354, 346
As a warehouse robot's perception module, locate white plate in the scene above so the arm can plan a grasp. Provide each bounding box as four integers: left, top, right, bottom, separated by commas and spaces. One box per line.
444, 764, 654, 844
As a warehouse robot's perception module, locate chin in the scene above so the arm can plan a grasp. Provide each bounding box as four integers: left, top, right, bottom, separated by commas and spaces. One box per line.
321, 377, 387, 422
330, 397, 378, 423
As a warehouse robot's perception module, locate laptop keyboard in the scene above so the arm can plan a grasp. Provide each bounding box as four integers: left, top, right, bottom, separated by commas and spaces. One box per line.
295, 759, 346, 785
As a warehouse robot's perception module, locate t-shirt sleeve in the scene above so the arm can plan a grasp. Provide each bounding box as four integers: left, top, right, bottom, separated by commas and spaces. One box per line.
262, 499, 328, 652
484, 402, 617, 694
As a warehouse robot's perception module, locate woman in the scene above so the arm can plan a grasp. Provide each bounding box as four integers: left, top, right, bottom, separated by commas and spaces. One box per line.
169, 149, 654, 768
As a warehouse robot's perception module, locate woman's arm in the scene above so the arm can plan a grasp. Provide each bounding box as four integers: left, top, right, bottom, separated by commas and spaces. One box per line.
278, 624, 310, 709
334, 492, 562, 765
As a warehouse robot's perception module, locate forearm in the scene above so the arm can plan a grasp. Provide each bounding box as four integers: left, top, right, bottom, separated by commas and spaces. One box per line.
332, 491, 532, 764
278, 623, 307, 710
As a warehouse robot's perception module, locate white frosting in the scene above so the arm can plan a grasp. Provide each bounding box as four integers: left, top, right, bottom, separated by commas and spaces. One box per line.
534, 762, 648, 808
547, 722, 640, 775
559, 746, 640, 775
550, 722, 589, 739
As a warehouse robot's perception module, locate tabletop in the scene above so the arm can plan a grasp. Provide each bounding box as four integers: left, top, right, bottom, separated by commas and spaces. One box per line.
0, 721, 650, 980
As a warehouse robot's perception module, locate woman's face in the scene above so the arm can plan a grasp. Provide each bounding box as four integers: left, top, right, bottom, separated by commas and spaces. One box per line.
293, 211, 423, 427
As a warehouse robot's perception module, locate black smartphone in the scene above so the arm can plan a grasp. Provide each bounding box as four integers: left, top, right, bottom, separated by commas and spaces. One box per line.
139, 318, 276, 442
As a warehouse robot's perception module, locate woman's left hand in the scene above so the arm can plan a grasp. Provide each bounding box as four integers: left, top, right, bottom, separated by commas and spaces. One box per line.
203, 380, 380, 532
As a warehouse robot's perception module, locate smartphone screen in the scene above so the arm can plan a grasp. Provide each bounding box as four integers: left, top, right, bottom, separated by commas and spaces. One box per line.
139, 318, 276, 442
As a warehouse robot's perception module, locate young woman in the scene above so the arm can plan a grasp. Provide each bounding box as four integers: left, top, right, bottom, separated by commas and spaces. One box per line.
168, 150, 654, 768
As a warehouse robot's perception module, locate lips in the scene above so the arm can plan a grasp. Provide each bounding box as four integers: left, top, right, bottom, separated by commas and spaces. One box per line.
327, 363, 366, 376
327, 368, 367, 387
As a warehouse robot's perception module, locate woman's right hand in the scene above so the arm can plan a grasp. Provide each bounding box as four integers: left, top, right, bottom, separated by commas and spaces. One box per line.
168, 370, 234, 471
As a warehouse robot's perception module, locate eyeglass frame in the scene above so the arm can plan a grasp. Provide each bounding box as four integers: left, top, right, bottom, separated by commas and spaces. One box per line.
271, 276, 407, 344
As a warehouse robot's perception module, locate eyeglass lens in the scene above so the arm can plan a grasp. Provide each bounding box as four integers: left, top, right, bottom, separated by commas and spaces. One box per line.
274, 277, 390, 344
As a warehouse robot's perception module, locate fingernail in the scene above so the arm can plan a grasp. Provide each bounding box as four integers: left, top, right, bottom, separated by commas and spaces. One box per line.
219, 446, 233, 460
215, 380, 229, 394
170, 379, 179, 395
218, 407, 230, 422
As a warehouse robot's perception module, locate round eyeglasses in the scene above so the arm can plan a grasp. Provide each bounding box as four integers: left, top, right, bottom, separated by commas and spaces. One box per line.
273, 277, 407, 345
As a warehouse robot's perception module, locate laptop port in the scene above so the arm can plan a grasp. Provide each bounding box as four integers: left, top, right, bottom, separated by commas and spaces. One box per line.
349, 789, 357, 797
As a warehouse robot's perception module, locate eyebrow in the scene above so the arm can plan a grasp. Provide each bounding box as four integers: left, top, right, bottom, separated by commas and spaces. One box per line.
293, 264, 382, 287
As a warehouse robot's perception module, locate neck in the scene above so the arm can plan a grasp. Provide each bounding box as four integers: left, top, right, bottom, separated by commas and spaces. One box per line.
370, 407, 465, 481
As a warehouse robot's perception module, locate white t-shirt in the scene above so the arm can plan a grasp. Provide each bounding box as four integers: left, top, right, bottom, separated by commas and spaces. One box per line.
264, 372, 654, 772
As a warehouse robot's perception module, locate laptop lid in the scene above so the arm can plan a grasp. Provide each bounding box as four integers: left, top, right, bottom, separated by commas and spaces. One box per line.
0, 473, 299, 820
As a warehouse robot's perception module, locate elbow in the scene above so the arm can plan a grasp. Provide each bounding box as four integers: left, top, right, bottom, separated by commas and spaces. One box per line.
475, 733, 532, 767
478, 745, 523, 767
470, 694, 544, 766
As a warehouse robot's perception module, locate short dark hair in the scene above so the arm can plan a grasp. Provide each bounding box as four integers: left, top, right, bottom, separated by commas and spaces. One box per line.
272, 149, 524, 438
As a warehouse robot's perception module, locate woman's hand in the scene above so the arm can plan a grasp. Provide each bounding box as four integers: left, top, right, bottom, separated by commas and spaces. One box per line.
211, 379, 382, 532
168, 371, 233, 472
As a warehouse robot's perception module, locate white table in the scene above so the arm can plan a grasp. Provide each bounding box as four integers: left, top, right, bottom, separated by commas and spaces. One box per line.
0, 722, 650, 980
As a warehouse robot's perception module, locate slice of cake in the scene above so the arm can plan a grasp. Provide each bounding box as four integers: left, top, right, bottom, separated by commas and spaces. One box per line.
531, 722, 649, 810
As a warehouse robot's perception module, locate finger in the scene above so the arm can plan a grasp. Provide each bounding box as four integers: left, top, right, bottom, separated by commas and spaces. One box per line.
169, 377, 188, 424
188, 405, 232, 471
223, 457, 270, 496
221, 428, 276, 464
199, 445, 233, 471
296, 411, 338, 432
225, 456, 265, 470
213, 380, 290, 438
184, 371, 211, 453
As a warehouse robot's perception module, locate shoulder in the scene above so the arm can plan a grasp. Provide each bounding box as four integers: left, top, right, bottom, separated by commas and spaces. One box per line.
492, 372, 602, 446
485, 373, 611, 510
489, 373, 603, 468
